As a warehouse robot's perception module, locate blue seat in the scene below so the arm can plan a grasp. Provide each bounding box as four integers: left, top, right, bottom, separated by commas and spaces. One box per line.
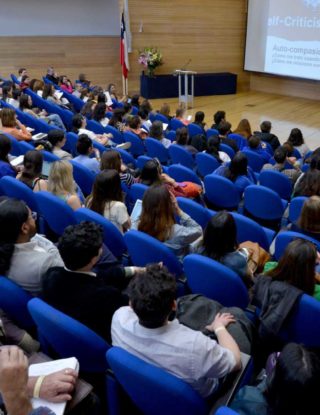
204, 175, 240, 210
168, 164, 202, 186
35, 191, 77, 236
0, 276, 34, 331
86, 119, 105, 134
196, 153, 220, 177
154, 113, 169, 124
302, 163, 310, 172
242, 150, 265, 172
124, 230, 183, 277
4, 134, 22, 156
177, 197, 211, 229
123, 131, 145, 157
184, 254, 249, 309
274, 230, 320, 261
188, 123, 203, 137
104, 125, 124, 145
28, 298, 109, 372
131, 106, 139, 115
60, 89, 84, 112
268, 157, 294, 169
115, 148, 136, 167
106, 347, 208, 415
292, 147, 302, 159
244, 185, 287, 227
169, 144, 195, 169
169, 118, 185, 131
10, 73, 20, 84
145, 138, 169, 164
128, 183, 148, 204
278, 294, 320, 347
75, 208, 127, 259
220, 144, 235, 160
41, 150, 60, 162
289, 196, 308, 223
215, 407, 239, 415
206, 128, 219, 138
228, 133, 247, 150
19, 141, 35, 154
63, 132, 79, 156
259, 170, 292, 200
165, 130, 176, 142
70, 160, 96, 197
148, 112, 156, 122
0, 176, 39, 212
230, 212, 275, 251
136, 155, 152, 170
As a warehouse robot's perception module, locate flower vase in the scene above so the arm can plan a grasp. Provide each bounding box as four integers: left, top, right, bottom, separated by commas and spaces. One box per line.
147, 66, 155, 77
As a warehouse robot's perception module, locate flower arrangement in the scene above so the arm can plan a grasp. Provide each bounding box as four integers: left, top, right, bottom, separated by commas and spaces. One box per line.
138, 47, 163, 77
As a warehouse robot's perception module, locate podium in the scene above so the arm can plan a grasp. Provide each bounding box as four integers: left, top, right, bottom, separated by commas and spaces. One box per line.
174, 69, 197, 109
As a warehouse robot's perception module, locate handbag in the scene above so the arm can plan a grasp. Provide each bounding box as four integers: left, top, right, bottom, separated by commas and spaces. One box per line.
239, 241, 271, 274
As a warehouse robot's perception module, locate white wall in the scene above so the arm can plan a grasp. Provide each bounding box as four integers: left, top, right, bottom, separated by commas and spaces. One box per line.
0, 0, 120, 36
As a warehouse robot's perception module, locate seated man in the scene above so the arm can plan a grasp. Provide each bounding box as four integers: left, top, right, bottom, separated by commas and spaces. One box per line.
217, 121, 239, 153
111, 266, 241, 398
253, 121, 280, 152
242, 135, 271, 164
41, 222, 128, 342
73, 134, 101, 174
262, 145, 302, 184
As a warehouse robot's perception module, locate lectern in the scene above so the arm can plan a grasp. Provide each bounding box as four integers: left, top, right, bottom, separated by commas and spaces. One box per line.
174, 69, 197, 109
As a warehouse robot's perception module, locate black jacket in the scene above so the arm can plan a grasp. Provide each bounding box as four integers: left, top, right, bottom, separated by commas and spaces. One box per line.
41, 267, 128, 343
253, 131, 280, 152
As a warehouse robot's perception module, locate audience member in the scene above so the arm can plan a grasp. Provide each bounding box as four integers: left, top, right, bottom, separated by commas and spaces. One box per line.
73, 134, 100, 174
287, 128, 310, 158
217, 121, 239, 152
159, 103, 172, 121
100, 149, 136, 188
108, 108, 126, 132
17, 150, 47, 191
243, 135, 271, 163
111, 266, 241, 398
45, 66, 59, 84
206, 135, 230, 164
211, 110, 226, 130
59, 75, 73, 93
291, 196, 320, 242
149, 120, 171, 148
0, 134, 16, 178
80, 99, 96, 119
175, 127, 197, 155
126, 115, 148, 139
174, 107, 189, 126
17, 67, 28, 82
253, 120, 280, 151
72, 113, 113, 147
0, 108, 32, 141
41, 221, 129, 342
47, 129, 72, 160
233, 119, 252, 140
92, 102, 109, 127
262, 145, 301, 184
193, 111, 207, 132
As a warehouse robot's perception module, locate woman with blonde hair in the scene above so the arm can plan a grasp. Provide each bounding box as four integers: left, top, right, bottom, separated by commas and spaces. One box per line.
159, 103, 172, 121
234, 119, 253, 140
47, 160, 82, 210
0, 108, 32, 141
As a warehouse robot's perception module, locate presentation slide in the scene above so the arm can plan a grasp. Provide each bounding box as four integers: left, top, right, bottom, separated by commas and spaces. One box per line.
245, 0, 320, 81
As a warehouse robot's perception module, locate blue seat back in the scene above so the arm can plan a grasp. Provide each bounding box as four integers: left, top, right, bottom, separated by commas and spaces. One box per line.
0, 176, 39, 212
123, 131, 145, 157
5, 134, 22, 156
64, 132, 79, 156
70, 160, 96, 197
131, 106, 139, 115
124, 230, 183, 276
215, 407, 240, 415
242, 150, 265, 172
289, 197, 308, 223
169, 144, 195, 169
169, 118, 185, 131
115, 148, 136, 167
106, 347, 208, 415
184, 254, 249, 309
0, 276, 34, 331
206, 128, 219, 138
220, 144, 235, 160
228, 133, 247, 150
10, 73, 19, 84
188, 123, 203, 137
136, 156, 152, 170
128, 183, 148, 204
86, 119, 105, 134
244, 185, 286, 221
28, 298, 109, 372
274, 230, 320, 261
75, 208, 127, 258
41, 150, 60, 162
204, 175, 240, 210
104, 125, 124, 145
177, 197, 211, 229
196, 153, 220, 177
165, 130, 176, 142
154, 113, 169, 124
35, 191, 77, 235
145, 138, 169, 164
259, 170, 292, 200
292, 148, 302, 159
60, 89, 84, 112
168, 164, 202, 186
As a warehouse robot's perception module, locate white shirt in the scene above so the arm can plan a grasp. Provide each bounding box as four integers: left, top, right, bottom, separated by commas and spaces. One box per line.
78, 128, 97, 142
8, 234, 64, 295
111, 306, 236, 398
103, 201, 129, 233
219, 151, 231, 164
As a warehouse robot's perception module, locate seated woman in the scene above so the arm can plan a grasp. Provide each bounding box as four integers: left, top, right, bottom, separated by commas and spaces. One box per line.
233, 118, 252, 140
214, 152, 256, 196
106, 83, 126, 104
0, 108, 32, 141
174, 106, 189, 126
130, 94, 141, 108
47, 129, 72, 160
86, 170, 131, 233
42, 83, 71, 109
264, 238, 320, 301
2, 84, 20, 108
47, 160, 82, 210
206, 135, 231, 164
0, 134, 17, 178
108, 108, 126, 132
191, 211, 253, 286
59, 75, 73, 93
293, 168, 320, 198
290, 196, 320, 242
149, 120, 171, 148
175, 127, 198, 155
30, 79, 45, 96
287, 128, 310, 158
100, 149, 136, 188
126, 115, 148, 139
132, 184, 202, 259
193, 111, 207, 132
92, 102, 109, 127
231, 342, 320, 415
72, 113, 113, 147
19, 94, 66, 131
17, 150, 47, 191
158, 102, 172, 121
80, 99, 96, 119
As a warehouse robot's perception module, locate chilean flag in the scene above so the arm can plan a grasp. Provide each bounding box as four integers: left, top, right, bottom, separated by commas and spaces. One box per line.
120, 12, 129, 79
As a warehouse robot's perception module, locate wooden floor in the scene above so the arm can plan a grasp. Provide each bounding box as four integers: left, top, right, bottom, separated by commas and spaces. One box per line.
150, 91, 320, 151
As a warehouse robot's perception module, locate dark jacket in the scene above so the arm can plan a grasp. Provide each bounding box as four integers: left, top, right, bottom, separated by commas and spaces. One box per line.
41, 267, 128, 343
253, 131, 280, 152
220, 136, 239, 153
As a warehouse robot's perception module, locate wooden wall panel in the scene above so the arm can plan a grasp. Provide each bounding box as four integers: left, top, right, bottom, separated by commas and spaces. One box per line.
126, 0, 250, 94
0, 36, 122, 89
250, 73, 320, 101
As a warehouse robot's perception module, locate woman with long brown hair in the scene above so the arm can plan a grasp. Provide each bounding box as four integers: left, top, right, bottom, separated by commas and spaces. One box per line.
233, 118, 252, 140
291, 196, 320, 242
100, 150, 136, 188
0, 108, 32, 141
133, 184, 202, 258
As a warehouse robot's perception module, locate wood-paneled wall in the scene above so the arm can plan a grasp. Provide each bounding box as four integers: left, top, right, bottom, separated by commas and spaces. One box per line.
125, 0, 250, 94
0, 36, 122, 89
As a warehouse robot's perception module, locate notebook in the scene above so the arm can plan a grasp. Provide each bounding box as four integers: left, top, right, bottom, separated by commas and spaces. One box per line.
32, 133, 48, 141
54, 91, 64, 100
11, 155, 24, 166
41, 161, 53, 178
130, 199, 142, 223
29, 357, 79, 415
